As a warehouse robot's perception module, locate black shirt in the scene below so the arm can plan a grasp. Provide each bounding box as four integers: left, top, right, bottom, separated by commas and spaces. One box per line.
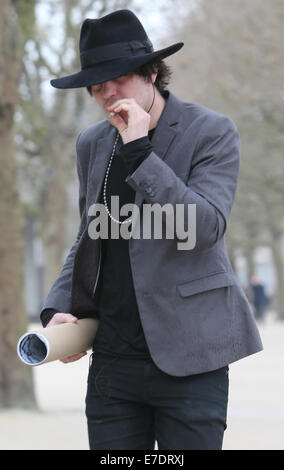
93, 130, 155, 358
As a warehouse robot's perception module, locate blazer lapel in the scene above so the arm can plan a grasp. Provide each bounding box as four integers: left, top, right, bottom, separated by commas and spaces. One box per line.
88, 125, 118, 208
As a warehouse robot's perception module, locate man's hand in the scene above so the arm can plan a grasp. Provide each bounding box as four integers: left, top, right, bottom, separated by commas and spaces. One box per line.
107, 98, 150, 144
46, 313, 87, 364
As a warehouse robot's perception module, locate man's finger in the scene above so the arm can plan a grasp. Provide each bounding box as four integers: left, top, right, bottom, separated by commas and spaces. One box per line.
48, 312, 78, 326
60, 351, 87, 363
59, 313, 78, 323
111, 103, 132, 114
107, 98, 135, 110
48, 313, 78, 327
107, 110, 128, 132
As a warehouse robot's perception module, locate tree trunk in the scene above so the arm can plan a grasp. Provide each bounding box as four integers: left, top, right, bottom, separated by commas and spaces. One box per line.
41, 161, 69, 297
40, 89, 77, 298
0, 0, 37, 408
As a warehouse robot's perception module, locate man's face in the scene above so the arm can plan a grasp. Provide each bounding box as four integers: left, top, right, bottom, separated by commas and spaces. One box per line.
90, 72, 155, 118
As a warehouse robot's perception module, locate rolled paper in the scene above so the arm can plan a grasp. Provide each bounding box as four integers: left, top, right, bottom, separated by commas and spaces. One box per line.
17, 318, 99, 366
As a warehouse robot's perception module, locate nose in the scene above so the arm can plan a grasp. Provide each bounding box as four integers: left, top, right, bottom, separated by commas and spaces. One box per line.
101, 80, 117, 100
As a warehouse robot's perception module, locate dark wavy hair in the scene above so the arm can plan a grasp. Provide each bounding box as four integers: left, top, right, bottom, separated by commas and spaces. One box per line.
86, 58, 172, 96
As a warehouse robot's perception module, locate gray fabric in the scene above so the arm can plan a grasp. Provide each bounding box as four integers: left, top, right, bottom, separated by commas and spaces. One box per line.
41, 91, 263, 376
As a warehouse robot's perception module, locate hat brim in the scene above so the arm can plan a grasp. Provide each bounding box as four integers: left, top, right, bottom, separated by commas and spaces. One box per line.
50, 42, 183, 89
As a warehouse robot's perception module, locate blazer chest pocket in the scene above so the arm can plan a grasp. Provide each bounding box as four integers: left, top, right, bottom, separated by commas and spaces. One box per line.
177, 272, 235, 297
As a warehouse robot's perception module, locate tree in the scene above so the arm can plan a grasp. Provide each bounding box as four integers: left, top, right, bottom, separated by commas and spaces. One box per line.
0, 0, 37, 408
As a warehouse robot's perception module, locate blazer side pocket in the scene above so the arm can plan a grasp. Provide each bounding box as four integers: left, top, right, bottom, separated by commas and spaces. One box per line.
177, 272, 235, 297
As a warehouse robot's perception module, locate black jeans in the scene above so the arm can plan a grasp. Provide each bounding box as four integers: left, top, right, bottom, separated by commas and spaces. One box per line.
85, 353, 229, 450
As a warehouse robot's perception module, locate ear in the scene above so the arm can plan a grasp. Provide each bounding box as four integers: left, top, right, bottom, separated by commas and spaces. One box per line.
151, 71, 158, 84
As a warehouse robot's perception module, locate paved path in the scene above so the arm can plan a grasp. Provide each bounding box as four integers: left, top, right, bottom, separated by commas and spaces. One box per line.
1, 314, 283, 450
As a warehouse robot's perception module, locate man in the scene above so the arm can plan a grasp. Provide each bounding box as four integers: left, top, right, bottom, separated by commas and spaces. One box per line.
41, 9, 263, 450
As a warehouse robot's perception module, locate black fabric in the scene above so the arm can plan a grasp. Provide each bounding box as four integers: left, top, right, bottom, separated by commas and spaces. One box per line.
119, 135, 153, 174
50, 10, 183, 89
80, 40, 154, 69
86, 354, 229, 450
92, 130, 154, 358
41, 308, 57, 328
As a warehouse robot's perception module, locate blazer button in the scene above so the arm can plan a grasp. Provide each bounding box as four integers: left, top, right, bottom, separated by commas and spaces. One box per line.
147, 186, 155, 196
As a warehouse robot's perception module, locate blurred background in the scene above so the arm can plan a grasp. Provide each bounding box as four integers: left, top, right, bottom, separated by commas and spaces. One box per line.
0, 0, 283, 450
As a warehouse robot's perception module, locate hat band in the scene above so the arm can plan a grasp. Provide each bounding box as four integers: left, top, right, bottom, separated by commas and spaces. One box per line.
80, 40, 154, 69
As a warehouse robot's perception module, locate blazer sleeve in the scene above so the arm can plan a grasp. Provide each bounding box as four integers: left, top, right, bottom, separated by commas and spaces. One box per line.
125, 114, 240, 252
40, 131, 87, 326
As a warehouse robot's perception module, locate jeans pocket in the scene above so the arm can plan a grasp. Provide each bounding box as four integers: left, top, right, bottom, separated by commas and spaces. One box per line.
87, 354, 119, 403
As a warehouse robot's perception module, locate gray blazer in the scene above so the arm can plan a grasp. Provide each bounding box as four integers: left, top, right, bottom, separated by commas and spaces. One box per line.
41, 91, 263, 376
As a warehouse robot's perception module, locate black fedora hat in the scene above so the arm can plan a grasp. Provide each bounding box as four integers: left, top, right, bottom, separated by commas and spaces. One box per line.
50, 9, 184, 89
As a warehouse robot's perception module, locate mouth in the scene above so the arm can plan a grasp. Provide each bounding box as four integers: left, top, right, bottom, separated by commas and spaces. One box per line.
105, 98, 119, 109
